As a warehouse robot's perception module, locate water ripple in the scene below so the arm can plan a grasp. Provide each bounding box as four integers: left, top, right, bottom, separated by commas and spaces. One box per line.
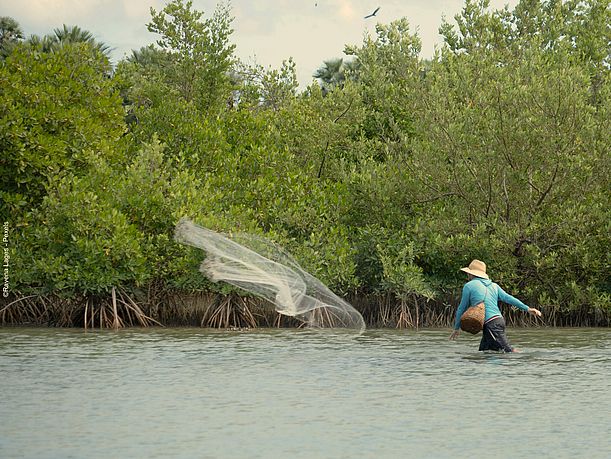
0, 327, 609, 459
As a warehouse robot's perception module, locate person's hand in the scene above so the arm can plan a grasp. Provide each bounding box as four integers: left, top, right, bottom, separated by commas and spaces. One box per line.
528, 308, 542, 317
449, 330, 460, 340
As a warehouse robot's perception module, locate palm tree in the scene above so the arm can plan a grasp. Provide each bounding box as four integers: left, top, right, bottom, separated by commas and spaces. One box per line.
25, 34, 56, 53
127, 45, 168, 67
313, 57, 360, 95
51, 25, 111, 57
26, 25, 111, 57
313, 57, 344, 94
0, 16, 24, 58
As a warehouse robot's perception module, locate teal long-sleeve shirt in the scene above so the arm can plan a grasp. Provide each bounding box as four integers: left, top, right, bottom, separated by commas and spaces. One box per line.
453, 277, 530, 330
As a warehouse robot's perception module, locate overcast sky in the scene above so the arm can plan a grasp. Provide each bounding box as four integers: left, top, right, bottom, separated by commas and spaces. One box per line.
1, 0, 518, 87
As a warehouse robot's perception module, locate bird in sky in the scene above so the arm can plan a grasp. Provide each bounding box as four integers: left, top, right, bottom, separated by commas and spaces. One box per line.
364, 7, 381, 19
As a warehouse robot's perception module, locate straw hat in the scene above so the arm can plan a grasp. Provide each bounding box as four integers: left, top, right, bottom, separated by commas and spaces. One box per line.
460, 259, 489, 279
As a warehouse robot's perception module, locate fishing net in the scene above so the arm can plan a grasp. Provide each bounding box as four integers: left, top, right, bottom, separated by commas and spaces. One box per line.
174, 218, 365, 331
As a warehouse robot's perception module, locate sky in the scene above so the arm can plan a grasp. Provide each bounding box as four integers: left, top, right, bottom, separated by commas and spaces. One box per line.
1, 0, 519, 88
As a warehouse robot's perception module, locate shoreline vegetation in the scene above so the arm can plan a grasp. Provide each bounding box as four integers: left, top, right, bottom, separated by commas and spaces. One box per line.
1, 291, 608, 329
1, 0, 609, 328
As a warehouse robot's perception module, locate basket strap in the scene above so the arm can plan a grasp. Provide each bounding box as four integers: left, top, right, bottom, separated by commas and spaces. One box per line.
478, 282, 490, 311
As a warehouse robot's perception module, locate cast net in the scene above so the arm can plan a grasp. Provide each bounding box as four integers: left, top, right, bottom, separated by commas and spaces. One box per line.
174, 218, 365, 331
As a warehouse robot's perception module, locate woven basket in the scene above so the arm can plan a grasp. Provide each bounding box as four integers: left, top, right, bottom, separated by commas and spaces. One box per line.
460, 302, 485, 334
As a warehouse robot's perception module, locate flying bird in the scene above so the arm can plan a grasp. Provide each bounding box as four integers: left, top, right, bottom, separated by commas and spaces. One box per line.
364, 7, 380, 19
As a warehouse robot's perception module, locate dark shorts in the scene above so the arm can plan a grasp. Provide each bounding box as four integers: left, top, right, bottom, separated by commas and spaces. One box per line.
479, 316, 514, 353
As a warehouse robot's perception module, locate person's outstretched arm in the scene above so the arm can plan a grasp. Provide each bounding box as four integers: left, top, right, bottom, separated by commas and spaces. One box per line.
497, 285, 542, 317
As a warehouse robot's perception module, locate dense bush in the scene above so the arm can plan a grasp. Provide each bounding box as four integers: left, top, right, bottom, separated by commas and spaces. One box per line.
0, 43, 125, 216
3, 0, 609, 319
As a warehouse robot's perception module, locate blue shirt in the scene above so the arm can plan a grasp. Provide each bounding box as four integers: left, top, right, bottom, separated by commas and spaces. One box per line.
453, 277, 530, 330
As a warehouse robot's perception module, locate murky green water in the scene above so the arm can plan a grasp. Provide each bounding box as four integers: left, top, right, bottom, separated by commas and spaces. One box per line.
0, 327, 609, 459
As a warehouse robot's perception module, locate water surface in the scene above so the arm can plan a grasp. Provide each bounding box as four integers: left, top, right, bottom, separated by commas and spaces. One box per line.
1, 327, 609, 458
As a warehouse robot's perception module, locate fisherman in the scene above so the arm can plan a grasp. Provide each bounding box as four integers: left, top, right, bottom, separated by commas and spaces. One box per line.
449, 259, 542, 352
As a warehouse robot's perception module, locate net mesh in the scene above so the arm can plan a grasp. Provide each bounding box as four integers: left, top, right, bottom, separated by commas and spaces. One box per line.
174, 218, 365, 331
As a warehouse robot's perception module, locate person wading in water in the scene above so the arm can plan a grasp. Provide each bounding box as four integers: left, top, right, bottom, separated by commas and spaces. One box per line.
449, 260, 542, 352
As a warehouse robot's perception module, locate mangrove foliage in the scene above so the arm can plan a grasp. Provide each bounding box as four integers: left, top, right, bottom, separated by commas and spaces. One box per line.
1, 0, 609, 327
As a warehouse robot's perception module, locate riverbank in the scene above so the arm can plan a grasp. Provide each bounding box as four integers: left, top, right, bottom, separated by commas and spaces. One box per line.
2, 291, 608, 329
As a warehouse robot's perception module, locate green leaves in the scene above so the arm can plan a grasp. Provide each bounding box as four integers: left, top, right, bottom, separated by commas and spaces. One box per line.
0, 42, 124, 217
377, 240, 435, 301
345, 17, 421, 146
146, 0, 235, 113
3, 1, 608, 316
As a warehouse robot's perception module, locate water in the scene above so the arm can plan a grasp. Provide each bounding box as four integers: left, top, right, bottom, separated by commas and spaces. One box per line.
0, 327, 609, 459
